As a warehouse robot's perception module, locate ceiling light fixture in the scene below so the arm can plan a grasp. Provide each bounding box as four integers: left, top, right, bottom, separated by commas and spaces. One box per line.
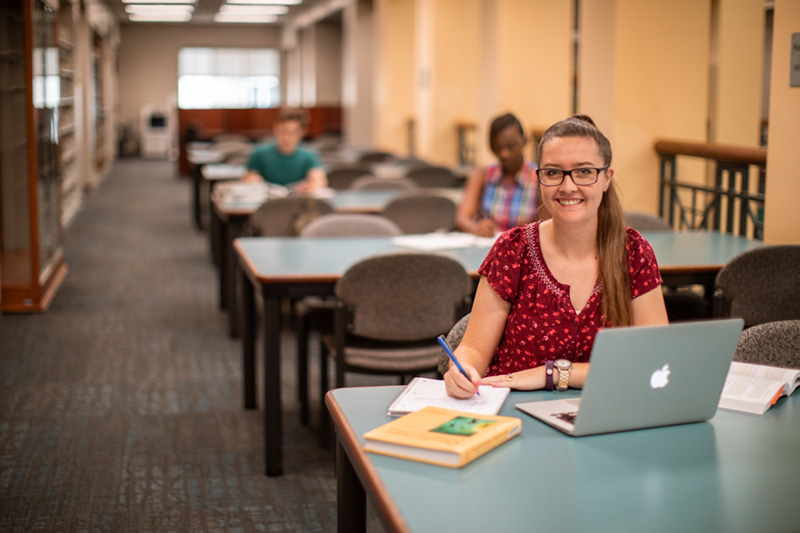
219, 4, 288, 15
224, 0, 300, 5
128, 12, 193, 21
213, 13, 278, 23
121, 0, 196, 4
126, 4, 194, 13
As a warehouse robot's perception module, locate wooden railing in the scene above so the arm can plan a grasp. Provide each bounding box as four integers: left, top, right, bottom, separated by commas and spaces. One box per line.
455, 121, 476, 167
655, 139, 767, 240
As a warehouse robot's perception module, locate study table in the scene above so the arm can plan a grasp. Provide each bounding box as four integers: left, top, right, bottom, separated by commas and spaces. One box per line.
233, 231, 764, 477
326, 386, 800, 533
215, 189, 463, 336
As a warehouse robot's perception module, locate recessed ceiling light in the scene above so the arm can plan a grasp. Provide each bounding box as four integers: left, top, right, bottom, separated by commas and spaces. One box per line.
128, 12, 193, 21
219, 4, 288, 15
224, 0, 300, 5
122, 0, 195, 4
213, 13, 278, 23
126, 4, 194, 13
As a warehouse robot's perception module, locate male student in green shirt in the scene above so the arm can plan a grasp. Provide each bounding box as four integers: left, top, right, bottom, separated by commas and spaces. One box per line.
242, 107, 328, 192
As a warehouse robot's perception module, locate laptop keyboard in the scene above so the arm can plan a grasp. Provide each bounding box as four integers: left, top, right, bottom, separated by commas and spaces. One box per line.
551, 399, 581, 426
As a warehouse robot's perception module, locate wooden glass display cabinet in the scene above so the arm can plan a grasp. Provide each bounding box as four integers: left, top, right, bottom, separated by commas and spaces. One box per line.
0, 0, 67, 312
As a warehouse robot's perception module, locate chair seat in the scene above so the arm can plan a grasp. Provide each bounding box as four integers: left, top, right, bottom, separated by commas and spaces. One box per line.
322, 335, 441, 372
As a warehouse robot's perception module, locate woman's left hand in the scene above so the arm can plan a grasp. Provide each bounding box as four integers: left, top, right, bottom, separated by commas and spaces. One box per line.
480, 370, 536, 390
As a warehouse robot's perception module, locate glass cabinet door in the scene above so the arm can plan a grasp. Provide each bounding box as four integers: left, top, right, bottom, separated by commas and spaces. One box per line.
0, 0, 67, 312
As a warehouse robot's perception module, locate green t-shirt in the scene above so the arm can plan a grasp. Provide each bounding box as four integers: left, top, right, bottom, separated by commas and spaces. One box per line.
246, 144, 321, 186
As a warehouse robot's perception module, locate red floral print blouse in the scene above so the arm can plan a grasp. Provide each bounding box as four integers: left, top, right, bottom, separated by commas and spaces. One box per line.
479, 221, 663, 377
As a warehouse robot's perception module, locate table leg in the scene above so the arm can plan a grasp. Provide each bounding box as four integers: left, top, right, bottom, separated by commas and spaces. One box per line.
192, 166, 203, 230
227, 219, 246, 338
337, 438, 366, 533
263, 293, 284, 477
218, 214, 228, 310
240, 264, 256, 410
210, 191, 221, 267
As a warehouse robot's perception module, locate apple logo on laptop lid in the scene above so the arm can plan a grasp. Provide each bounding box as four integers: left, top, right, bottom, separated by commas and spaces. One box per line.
650, 364, 671, 389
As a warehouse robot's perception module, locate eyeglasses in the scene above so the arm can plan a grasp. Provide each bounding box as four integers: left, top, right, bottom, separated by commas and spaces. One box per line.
536, 166, 609, 187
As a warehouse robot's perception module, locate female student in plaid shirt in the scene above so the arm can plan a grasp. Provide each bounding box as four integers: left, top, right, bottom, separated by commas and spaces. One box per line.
455, 113, 539, 237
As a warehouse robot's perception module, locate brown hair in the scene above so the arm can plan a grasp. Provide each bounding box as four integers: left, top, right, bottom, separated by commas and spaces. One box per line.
536, 115, 631, 327
276, 107, 309, 128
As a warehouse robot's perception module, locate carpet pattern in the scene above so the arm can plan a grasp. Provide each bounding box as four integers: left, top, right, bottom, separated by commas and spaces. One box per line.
0, 159, 388, 532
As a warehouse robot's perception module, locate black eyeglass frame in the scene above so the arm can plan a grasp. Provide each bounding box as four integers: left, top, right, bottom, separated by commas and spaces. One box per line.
535, 166, 609, 187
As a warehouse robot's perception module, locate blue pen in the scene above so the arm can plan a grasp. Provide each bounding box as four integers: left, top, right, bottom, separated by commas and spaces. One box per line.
437, 335, 480, 396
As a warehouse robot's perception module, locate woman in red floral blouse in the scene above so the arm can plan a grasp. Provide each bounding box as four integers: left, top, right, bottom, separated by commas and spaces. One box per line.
444, 115, 669, 399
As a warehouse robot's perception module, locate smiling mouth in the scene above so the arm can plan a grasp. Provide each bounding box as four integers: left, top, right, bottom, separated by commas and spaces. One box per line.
557, 198, 583, 206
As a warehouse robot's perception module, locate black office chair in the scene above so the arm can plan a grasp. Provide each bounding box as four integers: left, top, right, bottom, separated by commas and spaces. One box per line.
734, 320, 800, 368
326, 167, 374, 190
713, 245, 800, 328
248, 196, 335, 237
318, 253, 472, 441
437, 313, 471, 377
405, 166, 458, 188
625, 210, 710, 322
381, 192, 457, 234
295, 214, 404, 425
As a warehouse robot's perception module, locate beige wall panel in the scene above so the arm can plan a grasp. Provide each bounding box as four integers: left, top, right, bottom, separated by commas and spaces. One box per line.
374, 0, 415, 156
416, 0, 481, 166
764, 0, 800, 244
713, 0, 764, 145
316, 23, 342, 106
117, 25, 280, 129
611, 0, 711, 213
481, 0, 572, 166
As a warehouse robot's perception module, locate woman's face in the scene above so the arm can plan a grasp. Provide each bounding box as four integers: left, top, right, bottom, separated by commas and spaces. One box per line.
490, 125, 526, 173
538, 135, 613, 227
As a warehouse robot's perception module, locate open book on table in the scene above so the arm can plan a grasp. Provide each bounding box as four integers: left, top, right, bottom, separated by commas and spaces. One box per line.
386, 376, 510, 417
718, 362, 800, 414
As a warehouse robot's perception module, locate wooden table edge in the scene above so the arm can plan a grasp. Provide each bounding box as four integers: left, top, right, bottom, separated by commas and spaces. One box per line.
326, 390, 411, 533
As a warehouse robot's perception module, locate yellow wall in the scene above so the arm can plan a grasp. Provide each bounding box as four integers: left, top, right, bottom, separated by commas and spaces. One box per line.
479, 0, 572, 165
374, 0, 416, 155
412, 0, 482, 166
712, 0, 764, 145
580, 0, 712, 214
764, 0, 800, 244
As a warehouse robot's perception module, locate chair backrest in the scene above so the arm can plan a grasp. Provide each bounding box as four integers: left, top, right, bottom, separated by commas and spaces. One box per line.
299, 213, 402, 238
335, 253, 472, 341
358, 151, 396, 163
350, 176, 418, 192
714, 245, 800, 328
405, 166, 458, 188
393, 157, 432, 172
734, 320, 800, 368
437, 313, 471, 376
381, 193, 457, 234
624, 211, 673, 232
327, 167, 374, 190
249, 196, 335, 237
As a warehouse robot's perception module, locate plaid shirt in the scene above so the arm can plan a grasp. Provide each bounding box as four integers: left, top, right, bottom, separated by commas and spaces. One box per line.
480, 159, 538, 232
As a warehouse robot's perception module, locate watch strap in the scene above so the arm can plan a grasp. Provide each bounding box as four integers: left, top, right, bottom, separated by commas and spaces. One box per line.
545, 360, 554, 391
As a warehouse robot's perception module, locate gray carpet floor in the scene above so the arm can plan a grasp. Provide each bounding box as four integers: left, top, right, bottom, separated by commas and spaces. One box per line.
0, 159, 390, 532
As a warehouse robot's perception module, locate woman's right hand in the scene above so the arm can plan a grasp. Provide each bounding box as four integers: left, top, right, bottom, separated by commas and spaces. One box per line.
443, 363, 482, 399
474, 218, 496, 238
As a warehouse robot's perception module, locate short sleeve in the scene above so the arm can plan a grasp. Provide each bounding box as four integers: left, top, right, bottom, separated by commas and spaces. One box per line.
626, 228, 663, 299
478, 226, 528, 304
306, 150, 322, 169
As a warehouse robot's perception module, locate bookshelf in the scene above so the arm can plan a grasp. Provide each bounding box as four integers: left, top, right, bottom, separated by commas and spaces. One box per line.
0, 0, 67, 312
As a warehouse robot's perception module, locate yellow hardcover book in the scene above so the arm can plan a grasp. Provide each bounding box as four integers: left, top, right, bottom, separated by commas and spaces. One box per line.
363, 406, 522, 468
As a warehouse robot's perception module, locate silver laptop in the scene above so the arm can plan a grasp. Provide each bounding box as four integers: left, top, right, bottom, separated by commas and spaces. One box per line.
515, 319, 744, 436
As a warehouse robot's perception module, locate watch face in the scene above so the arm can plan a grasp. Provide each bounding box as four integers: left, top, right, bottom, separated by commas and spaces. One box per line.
554, 359, 571, 371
